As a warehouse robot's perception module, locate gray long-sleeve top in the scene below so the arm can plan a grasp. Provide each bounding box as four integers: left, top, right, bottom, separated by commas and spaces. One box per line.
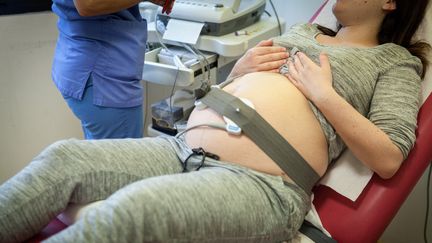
272, 23, 423, 162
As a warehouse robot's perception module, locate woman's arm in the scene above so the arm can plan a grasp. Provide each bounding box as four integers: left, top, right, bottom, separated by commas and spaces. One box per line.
286, 52, 405, 179
315, 89, 403, 179
73, 0, 169, 17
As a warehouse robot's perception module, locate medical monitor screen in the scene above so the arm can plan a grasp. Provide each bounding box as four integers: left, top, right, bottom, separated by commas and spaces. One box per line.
0, 0, 52, 15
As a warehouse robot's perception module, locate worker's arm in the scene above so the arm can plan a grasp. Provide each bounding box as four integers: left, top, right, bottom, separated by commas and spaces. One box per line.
73, 0, 170, 17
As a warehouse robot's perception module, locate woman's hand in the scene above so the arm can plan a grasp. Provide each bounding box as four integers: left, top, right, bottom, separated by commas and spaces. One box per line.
285, 52, 334, 104
228, 40, 289, 78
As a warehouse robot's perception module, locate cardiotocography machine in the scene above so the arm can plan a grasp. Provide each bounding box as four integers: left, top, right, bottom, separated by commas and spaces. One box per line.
140, 0, 285, 136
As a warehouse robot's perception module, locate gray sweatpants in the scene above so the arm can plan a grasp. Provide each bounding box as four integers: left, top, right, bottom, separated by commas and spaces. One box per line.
0, 136, 310, 243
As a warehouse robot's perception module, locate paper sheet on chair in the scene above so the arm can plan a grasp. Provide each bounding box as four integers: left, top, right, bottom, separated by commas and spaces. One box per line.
318, 150, 374, 201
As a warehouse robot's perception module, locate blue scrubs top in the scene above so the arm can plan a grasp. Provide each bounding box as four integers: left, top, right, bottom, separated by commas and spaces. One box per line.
52, 0, 147, 108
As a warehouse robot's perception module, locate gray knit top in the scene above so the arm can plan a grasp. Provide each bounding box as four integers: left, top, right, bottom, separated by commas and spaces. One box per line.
271, 23, 423, 162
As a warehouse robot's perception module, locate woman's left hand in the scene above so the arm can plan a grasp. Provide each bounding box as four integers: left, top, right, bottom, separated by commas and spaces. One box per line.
284, 52, 334, 104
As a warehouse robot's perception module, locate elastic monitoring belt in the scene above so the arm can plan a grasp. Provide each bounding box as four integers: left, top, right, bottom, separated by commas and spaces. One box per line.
199, 87, 320, 193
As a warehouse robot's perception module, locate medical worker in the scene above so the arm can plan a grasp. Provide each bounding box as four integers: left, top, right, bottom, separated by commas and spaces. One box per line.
51, 0, 175, 139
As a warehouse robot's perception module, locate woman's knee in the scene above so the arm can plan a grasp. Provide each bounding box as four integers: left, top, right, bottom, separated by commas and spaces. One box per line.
43, 139, 79, 156
32, 139, 81, 168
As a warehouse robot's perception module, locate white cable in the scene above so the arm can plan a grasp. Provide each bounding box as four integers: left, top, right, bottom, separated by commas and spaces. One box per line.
191, 45, 211, 81
153, 11, 182, 130
154, 15, 186, 69
175, 122, 226, 138
212, 73, 244, 89
143, 81, 149, 135
182, 43, 207, 84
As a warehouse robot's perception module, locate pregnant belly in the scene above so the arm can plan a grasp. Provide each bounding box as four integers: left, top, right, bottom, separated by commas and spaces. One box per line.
185, 72, 329, 178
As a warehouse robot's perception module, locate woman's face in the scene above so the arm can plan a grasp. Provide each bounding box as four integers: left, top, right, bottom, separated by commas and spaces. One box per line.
332, 0, 396, 26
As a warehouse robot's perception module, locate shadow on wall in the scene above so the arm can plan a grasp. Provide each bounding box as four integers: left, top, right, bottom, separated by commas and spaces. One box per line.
0, 0, 52, 15
0, 12, 83, 183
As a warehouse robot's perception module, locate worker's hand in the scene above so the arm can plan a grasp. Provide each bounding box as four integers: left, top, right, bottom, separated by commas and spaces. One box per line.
228, 40, 289, 78
147, 0, 175, 14
284, 52, 334, 104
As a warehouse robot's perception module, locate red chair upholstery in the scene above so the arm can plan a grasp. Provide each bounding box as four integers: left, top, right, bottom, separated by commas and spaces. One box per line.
25, 218, 67, 243
313, 94, 432, 243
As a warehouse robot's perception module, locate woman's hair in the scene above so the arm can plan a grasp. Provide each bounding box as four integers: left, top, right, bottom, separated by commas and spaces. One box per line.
318, 0, 431, 78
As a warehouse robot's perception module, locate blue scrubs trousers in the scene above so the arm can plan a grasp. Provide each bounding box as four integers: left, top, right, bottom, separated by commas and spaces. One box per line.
63, 78, 143, 139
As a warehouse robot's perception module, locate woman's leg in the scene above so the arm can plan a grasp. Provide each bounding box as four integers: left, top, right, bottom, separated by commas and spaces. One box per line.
63, 78, 143, 139
45, 162, 309, 243
0, 137, 183, 242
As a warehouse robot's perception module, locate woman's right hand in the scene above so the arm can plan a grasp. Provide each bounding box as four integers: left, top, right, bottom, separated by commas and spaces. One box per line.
228, 40, 289, 78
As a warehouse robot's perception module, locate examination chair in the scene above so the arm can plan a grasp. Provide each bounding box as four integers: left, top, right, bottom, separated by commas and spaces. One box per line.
27, 1, 432, 242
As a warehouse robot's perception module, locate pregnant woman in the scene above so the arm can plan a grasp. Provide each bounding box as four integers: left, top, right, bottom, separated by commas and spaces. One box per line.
0, 0, 430, 242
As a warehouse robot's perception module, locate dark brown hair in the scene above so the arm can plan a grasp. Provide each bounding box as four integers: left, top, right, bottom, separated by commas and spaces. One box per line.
318, 0, 431, 78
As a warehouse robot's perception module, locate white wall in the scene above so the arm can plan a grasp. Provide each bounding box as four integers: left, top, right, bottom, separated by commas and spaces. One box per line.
265, 0, 324, 30
0, 12, 83, 183
0, 1, 430, 242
